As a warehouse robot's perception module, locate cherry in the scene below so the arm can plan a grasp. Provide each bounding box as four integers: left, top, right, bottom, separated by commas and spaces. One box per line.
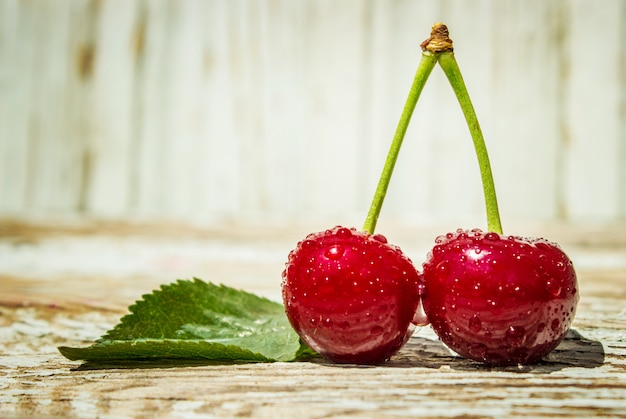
419, 24, 579, 365
421, 229, 578, 365
281, 42, 438, 364
282, 226, 420, 364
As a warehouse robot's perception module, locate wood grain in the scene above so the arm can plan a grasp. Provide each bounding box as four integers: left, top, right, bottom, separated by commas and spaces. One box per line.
1, 221, 625, 418
1, 0, 625, 223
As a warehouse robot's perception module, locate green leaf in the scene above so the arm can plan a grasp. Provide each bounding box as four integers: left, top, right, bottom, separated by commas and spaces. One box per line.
58, 278, 315, 363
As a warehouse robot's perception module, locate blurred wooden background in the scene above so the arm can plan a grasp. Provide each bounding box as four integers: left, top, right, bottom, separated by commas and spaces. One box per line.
1, 0, 625, 228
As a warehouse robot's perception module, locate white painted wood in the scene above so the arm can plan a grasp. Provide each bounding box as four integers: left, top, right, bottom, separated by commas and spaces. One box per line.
485, 1, 564, 222
0, 0, 29, 212
563, 0, 624, 221
0, 0, 624, 225
86, 0, 138, 216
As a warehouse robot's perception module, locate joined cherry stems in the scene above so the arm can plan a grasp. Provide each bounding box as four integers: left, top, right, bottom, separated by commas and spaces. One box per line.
363, 23, 503, 235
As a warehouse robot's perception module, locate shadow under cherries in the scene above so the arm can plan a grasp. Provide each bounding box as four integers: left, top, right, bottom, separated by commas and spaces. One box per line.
382, 328, 605, 373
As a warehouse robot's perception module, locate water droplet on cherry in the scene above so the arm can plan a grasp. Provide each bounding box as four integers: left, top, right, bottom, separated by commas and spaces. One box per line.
436, 261, 449, 276
484, 232, 500, 241
546, 279, 562, 297
551, 318, 560, 331
505, 325, 526, 346
412, 299, 430, 326
432, 245, 444, 256
324, 245, 345, 260
469, 315, 482, 333
372, 234, 388, 243
336, 227, 353, 239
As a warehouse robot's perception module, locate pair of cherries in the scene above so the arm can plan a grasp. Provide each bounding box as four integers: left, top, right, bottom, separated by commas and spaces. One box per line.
282, 225, 578, 365
280, 24, 578, 366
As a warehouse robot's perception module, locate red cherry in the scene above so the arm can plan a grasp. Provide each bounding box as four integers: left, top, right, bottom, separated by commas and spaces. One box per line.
421, 228, 579, 366
282, 226, 421, 364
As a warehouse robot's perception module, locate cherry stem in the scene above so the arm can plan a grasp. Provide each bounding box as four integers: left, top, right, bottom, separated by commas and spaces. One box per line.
437, 51, 503, 234
362, 52, 437, 234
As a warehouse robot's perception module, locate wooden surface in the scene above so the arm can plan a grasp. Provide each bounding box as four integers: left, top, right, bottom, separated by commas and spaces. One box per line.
1, 220, 626, 418
2, 0, 626, 223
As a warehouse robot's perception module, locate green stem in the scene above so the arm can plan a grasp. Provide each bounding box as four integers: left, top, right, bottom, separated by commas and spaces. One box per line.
362, 52, 437, 234
437, 51, 503, 234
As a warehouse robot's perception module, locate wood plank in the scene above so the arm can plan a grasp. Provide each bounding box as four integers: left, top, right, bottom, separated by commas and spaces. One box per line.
64, 0, 99, 212
0, 0, 28, 212
1, 220, 626, 417
487, 1, 565, 220
1, 1, 625, 223
563, 0, 624, 220
86, 0, 138, 216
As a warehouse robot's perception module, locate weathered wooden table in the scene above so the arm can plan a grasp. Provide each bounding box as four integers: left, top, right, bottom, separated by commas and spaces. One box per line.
1, 220, 625, 418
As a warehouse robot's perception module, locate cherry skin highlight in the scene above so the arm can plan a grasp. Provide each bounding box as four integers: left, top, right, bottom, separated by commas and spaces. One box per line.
282, 226, 421, 364
421, 228, 579, 366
